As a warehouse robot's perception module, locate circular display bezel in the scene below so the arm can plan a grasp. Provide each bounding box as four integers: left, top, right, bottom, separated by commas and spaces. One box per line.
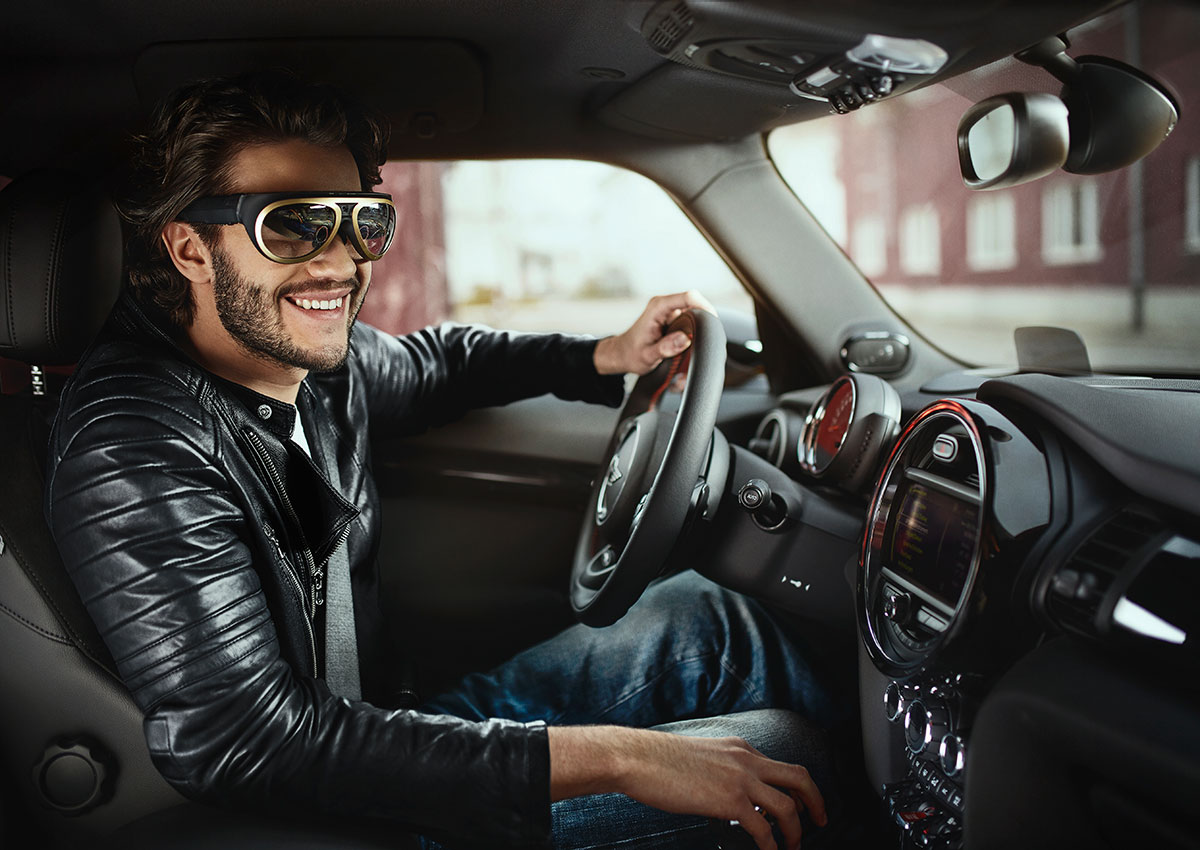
799, 376, 856, 476
858, 401, 988, 675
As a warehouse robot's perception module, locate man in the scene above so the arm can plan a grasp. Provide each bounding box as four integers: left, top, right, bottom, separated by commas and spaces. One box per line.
46, 71, 830, 850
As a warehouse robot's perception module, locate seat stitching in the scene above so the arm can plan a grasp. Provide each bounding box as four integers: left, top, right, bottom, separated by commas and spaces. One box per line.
0, 517, 93, 651
45, 197, 69, 353
0, 599, 72, 644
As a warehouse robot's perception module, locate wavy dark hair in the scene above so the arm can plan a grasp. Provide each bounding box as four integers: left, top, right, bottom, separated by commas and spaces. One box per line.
120, 70, 390, 330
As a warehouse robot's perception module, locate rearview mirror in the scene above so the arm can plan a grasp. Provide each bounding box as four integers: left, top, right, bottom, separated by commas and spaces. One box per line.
959, 38, 1179, 190
957, 93, 1070, 190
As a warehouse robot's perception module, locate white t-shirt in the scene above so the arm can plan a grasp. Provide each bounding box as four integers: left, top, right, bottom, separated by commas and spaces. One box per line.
289, 408, 312, 458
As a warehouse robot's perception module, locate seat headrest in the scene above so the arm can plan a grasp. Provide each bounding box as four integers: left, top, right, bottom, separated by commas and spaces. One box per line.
0, 171, 123, 366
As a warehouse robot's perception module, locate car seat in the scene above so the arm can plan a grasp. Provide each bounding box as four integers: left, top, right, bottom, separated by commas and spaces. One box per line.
0, 170, 188, 846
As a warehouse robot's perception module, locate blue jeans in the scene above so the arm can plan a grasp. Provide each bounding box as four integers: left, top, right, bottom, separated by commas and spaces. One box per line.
419, 572, 835, 849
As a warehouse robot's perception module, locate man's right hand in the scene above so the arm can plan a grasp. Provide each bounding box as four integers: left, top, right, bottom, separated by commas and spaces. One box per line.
547, 725, 827, 850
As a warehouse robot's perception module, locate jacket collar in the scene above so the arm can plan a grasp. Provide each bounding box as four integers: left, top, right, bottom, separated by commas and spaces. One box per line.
114, 292, 299, 440
113, 292, 359, 562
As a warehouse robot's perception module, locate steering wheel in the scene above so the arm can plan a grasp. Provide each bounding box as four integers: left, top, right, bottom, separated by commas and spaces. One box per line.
570, 308, 727, 626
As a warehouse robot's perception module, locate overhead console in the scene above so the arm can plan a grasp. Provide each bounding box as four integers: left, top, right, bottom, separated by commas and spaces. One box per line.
599, 0, 1124, 141
642, 1, 948, 114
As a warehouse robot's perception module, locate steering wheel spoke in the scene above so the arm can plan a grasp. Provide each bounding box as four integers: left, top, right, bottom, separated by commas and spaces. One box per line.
569, 309, 726, 626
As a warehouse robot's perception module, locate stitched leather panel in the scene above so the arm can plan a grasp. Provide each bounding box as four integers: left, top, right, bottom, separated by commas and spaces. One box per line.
0, 171, 122, 364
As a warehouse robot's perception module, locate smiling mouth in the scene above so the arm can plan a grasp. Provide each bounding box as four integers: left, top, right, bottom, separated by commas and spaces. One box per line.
285, 295, 346, 312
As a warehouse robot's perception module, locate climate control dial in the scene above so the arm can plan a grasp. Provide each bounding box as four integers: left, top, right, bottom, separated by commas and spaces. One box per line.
904, 698, 951, 755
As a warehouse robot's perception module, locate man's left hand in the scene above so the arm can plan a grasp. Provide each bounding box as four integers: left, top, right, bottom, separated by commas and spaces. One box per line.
593, 290, 718, 376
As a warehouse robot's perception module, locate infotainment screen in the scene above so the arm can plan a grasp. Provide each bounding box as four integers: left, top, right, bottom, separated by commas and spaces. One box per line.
883, 477, 979, 607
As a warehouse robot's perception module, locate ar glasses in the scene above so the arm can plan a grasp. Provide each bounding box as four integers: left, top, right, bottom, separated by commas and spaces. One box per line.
176, 192, 396, 264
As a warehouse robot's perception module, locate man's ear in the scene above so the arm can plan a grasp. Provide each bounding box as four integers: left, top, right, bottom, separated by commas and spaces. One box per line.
161, 222, 215, 285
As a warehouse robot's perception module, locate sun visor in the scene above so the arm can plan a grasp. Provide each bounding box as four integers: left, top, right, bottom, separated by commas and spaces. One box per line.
598, 63, 831, 142
134, 40, 484, 141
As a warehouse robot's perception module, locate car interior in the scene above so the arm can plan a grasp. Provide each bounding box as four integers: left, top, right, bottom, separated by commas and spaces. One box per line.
1, 1, 1198, 848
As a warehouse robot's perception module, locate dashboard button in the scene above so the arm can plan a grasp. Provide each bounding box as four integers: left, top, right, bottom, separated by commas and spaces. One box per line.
884, 680, 916, 722
884, 590, 913, 624
932, 434, 958, 462
916, 608, 948, 632
939, 734, 965, 777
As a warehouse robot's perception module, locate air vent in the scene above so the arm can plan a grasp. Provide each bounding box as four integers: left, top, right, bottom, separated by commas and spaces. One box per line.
1047, 508, 1164, 635
646, 1, 695, 54
749, 410, 787, 468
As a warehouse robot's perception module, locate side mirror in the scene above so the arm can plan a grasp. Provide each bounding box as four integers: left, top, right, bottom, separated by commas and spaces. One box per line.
957, 93, 1069, 190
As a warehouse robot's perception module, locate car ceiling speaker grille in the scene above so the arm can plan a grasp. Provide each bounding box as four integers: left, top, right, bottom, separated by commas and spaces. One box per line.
647, 1, 695, 54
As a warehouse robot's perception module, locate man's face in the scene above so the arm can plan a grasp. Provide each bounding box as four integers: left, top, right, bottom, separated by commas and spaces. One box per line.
205, 140, 373, 374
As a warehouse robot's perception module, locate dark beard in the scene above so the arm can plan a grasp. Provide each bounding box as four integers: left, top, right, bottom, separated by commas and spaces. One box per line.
210, 247, 363, 373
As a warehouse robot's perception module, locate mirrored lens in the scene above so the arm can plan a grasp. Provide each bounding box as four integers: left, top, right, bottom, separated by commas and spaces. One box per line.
261, 203, 338, 258
353, 203, 396, 259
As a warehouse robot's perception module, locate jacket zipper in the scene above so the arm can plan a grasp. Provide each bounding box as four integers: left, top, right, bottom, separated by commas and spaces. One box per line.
244, 429, 320, 677
321, 522, 354, 577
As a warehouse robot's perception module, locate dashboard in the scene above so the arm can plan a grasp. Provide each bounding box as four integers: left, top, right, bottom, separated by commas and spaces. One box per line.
720, 370, 1200, 850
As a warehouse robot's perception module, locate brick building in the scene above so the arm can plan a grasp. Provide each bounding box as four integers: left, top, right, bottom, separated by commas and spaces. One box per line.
838, 3, 1199, 296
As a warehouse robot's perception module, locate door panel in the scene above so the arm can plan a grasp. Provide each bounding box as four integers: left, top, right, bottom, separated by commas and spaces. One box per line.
372, 396, 619, 692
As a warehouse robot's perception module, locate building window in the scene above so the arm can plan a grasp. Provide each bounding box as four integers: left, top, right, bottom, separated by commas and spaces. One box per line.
1042, 179, 1102, 265
966, 193, 1017, 271
1186, 156, 1200, 253
851, 214, 888, 278
899, 204, 941, 276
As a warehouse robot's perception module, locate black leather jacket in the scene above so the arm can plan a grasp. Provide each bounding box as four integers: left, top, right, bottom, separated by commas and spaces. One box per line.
45, 293, 624, 847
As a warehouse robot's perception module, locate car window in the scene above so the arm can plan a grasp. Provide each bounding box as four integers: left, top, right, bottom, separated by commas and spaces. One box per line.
768, 3, 1200, 373
359, 159, 755, 338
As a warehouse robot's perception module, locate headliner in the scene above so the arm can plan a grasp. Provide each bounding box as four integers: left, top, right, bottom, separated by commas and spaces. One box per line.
0, 0, 1121, 175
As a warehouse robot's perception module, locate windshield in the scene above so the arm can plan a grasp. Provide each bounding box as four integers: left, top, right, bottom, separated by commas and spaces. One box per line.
769, 2, 1199, 374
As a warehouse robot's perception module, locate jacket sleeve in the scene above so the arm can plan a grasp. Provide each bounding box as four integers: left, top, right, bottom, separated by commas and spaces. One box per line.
46, 383, 551, 848
351, 321, 626, 434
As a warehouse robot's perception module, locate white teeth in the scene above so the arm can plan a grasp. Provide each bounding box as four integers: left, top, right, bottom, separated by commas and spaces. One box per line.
290, 296, 345, 311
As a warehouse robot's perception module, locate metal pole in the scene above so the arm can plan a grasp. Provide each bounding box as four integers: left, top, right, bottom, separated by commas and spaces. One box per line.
1126, 3, 1146, 331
